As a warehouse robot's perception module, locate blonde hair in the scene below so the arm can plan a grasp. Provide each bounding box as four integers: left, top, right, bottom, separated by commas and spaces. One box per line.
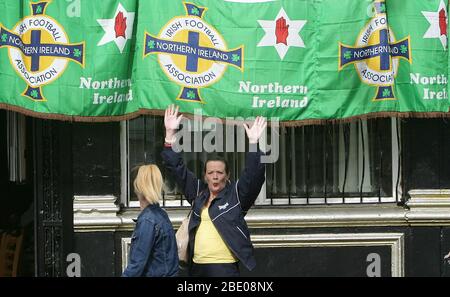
133, 164, 163, 204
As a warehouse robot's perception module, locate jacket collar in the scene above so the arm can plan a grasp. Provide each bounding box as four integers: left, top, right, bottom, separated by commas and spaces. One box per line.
217, 183, 232, 200
135, 203, 160, 221
144, 203, 160, 210
140, 203, 160, 215
206, 182, 231, 202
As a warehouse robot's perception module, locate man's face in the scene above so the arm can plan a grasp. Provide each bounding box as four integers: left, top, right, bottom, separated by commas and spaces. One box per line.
204, 161, 229, 196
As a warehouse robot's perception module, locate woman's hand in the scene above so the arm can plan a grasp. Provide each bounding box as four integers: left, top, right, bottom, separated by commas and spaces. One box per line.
164, 104, 183, 141
243, 116, 267, 144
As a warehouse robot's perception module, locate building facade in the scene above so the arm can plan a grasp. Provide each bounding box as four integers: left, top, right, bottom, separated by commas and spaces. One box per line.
1, 110, 450, 276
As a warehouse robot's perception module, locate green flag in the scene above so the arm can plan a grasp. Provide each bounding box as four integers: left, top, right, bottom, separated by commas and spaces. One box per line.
0, 0, 138, 120
0, 0, 448, 123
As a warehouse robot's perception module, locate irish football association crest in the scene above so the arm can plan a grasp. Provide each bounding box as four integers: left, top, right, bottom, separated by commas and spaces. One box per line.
0, 0, 85, 101
338, 0, 411, 101
143, 2, 244, 102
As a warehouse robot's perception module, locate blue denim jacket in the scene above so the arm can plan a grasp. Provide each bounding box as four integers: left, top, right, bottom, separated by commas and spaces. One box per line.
122, 204, 179, 277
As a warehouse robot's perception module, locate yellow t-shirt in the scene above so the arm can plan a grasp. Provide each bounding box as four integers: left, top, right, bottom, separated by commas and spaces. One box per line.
193, 207, 238, 264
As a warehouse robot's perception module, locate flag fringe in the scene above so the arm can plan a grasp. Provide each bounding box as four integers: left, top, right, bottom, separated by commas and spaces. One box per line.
1, 103, 449, 126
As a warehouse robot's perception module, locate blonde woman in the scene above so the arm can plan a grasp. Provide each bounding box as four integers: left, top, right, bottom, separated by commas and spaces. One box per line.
122, 165, 178, 277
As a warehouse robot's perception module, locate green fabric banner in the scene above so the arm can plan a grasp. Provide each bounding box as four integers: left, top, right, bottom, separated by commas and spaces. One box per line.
0, 0, 448, 123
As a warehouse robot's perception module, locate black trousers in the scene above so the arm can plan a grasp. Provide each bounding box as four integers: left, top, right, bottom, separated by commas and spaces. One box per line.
190, 262, 240, 277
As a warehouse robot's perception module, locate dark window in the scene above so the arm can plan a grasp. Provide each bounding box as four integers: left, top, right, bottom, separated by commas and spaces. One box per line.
125, 116, 398, 206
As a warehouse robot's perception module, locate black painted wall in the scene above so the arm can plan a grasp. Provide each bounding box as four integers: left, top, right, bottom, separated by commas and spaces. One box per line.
72, 122, 121, 197
403, 119, 450, 191
405, 227, 442, 277
71, 122, 121, 277
74, 232, 116, 277
107, 226, 450, 277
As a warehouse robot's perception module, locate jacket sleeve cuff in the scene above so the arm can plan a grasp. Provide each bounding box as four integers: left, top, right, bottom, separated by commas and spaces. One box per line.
248, 143, 259, 153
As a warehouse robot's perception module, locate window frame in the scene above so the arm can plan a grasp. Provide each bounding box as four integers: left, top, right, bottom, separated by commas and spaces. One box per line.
120, 118, 401, 207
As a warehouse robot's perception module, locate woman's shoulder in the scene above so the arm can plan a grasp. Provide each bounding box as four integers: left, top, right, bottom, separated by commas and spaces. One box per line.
139, 205, 161, 222
144, 204, 172, 220
141, 207, 174, 231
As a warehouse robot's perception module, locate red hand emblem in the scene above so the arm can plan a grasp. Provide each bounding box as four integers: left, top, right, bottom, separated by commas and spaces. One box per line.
115, 12, 127, 38
439, 8, 447, 37
275, 17, 289, 45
